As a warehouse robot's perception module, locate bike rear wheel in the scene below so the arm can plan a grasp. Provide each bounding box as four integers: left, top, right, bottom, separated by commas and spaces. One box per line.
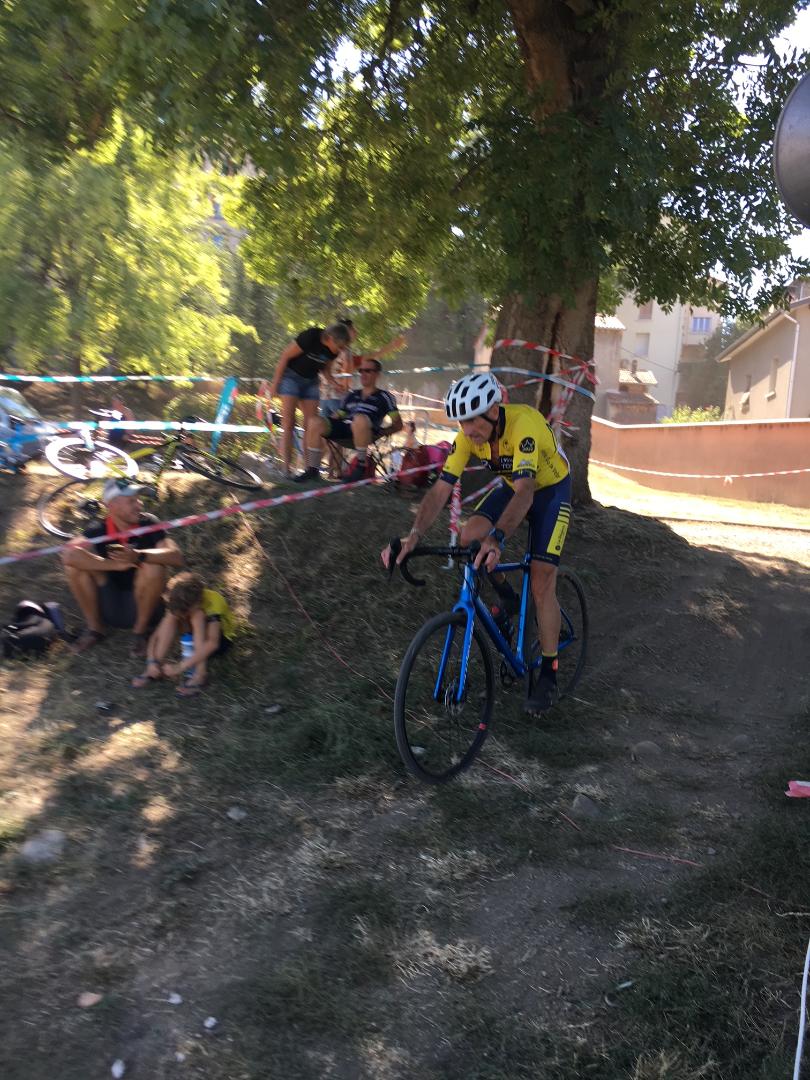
37, 479, 107, 539
45, 436, 139, 481
523, 569, 588, 700
394, 611, 494, 784
173, 446, 262, 490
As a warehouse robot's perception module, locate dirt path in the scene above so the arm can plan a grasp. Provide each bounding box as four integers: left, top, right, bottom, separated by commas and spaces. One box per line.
1, 469, 809, 1078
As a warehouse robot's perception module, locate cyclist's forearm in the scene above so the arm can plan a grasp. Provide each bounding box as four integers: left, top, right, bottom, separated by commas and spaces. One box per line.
409, 480, 453, 538
495, 488, 534, 538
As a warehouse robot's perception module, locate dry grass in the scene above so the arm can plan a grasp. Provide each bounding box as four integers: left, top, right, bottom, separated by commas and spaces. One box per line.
0, 468, 809, 1078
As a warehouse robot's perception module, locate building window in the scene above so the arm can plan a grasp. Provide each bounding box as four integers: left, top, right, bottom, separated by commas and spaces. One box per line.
767, 357, 779, 398
691, 316, 711, 334
637, 301, 653, 320
633, 333, 650, 358
740, 373, 751, 412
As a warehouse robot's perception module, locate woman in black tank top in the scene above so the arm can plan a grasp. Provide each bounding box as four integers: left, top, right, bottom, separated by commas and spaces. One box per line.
267, 323, 349, 476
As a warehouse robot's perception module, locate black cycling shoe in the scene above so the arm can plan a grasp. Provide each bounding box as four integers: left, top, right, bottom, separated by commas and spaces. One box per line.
525, 672, 559, 715
344, 462, 368, 484
293, 467, 320, 483
489, 575, 520, 618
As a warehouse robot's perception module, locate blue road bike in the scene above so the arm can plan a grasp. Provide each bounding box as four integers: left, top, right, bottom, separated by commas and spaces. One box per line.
389, 539, 588, 784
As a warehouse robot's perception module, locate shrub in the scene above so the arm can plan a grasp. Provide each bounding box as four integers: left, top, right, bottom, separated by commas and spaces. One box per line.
661, 404, 722, 424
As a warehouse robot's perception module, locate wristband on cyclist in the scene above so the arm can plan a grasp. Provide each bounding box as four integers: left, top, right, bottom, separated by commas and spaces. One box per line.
488, 527, 506, 549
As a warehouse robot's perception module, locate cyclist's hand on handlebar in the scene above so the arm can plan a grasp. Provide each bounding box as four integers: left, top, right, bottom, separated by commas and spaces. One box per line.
381, 530, 419, 570
473, 536, 501, 573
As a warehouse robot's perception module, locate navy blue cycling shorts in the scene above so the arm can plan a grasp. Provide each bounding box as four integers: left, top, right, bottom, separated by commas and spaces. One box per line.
470, 476, 572, 565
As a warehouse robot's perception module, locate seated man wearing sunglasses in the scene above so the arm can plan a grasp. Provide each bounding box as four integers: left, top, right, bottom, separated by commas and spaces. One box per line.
62, 478, 185, 657
294, 359, 403, 484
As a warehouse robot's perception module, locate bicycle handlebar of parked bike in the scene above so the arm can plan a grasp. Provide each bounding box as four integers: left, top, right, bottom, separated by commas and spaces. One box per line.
387, 538, 482, 587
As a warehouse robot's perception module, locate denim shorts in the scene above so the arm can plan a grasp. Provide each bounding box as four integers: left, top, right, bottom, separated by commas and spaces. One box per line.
320, 397, 342, 418
278, 369, 320, 401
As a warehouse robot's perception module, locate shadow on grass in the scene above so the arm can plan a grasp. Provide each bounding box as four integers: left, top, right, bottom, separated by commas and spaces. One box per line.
0, 476, 809, 1078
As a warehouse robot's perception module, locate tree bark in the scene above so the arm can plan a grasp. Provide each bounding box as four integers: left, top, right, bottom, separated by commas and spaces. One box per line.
497, 0, 616, 505
493, 280, 596, 505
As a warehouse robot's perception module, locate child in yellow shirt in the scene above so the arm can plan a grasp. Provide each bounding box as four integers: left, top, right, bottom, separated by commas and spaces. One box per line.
132, 571, 236, 697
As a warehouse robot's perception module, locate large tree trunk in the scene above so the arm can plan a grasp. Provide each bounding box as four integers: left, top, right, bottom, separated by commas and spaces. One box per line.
494, 281, 597, 505
497, 0, 616, 505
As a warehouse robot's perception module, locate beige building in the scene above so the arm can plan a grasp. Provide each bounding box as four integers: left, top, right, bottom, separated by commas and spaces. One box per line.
717, 296, 810, 419
593, 313, 660, 422
612, 296, 722, 416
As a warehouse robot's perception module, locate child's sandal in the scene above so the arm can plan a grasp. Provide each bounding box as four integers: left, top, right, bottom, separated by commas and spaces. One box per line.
132, 659, 162, 689
176, 679, 208, 699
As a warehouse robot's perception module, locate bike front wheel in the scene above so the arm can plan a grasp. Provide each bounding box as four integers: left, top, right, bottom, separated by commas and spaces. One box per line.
523, 569, 588, 700
37, 478, 107, 539
173, 446, 262, 490
394, 611, 495, 784
45, 437, 139, 481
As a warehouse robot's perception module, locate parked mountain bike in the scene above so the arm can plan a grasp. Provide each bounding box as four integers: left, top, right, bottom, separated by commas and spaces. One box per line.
388, 539, 588, 784
38, 415, 262, 538
44, 410, 140, 480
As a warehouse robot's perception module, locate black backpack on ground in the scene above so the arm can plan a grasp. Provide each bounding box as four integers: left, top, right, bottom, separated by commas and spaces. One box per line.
1, 601, 72, 659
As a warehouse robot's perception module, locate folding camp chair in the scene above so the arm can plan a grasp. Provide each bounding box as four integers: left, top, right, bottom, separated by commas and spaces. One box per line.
324, 431, 394, 483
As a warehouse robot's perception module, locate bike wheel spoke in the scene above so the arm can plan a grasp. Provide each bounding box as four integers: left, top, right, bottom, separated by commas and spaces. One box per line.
175, 446, 262, 490
37, 479, 106, 539
395, 613, 493, 783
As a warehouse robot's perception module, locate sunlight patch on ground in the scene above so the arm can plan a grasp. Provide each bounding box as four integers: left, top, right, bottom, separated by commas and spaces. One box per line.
79, 720, 160, 771
590, 464, 810, 528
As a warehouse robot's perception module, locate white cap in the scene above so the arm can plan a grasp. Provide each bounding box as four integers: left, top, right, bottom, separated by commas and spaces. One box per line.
102, 478, 147, 505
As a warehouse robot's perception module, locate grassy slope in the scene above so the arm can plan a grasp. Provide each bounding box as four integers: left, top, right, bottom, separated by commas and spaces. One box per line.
0, 470, 809, 1078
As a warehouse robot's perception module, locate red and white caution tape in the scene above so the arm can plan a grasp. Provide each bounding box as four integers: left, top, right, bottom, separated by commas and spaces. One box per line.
0, 462, 440, 568
493, 343, 598, 385
548, 364, 590, 433
461, 476, 501, 506
492, 366, 595, 401
591, 459, 810, 480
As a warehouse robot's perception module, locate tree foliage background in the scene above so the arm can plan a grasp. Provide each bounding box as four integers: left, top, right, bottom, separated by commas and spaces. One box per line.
0, 0, 808, 491
0, 118, 255, 379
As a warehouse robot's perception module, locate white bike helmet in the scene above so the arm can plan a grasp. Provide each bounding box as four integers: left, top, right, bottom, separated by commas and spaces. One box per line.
444, 371, 503, 421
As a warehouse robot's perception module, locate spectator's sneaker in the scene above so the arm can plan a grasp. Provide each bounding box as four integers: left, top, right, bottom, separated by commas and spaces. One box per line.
293, 467, 321, 484
525, 672, 559, 715
344, 461, 369, 484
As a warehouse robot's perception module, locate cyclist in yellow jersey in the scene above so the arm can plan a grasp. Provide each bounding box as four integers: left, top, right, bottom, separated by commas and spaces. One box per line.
381, 371, 572, 714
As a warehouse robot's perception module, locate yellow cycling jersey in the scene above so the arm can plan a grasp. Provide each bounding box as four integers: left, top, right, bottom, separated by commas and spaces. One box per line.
440, 404, 569, 491
202, 589, 237, 641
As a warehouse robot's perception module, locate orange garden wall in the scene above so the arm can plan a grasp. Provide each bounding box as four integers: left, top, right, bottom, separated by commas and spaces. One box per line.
590, 416, 810, 509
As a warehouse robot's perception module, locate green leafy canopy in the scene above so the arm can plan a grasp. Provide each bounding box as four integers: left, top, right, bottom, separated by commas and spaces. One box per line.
0, 118, 251, 374
0, 0, 807, 334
